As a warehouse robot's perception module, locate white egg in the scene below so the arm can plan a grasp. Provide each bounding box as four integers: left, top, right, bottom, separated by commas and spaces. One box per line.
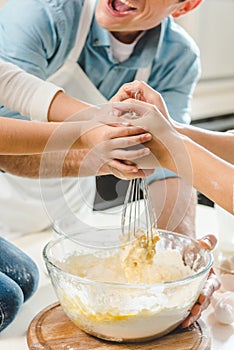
212, 292, 234, 325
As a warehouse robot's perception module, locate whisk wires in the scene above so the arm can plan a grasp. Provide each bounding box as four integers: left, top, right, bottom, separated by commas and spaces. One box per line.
121, 178, 157, 244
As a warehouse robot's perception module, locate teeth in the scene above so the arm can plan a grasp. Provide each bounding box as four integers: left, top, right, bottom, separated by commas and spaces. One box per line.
111, 0, 136, 11
120, 0, 134, 7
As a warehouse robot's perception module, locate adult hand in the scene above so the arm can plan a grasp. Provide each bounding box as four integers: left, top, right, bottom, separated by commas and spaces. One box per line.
78, 147, 154, 180
181, 234, 221, 328
82, 122, 152, 162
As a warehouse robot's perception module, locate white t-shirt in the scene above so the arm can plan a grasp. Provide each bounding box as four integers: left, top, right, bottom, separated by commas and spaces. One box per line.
0, 59, 62, 122
109, 31, 145, 63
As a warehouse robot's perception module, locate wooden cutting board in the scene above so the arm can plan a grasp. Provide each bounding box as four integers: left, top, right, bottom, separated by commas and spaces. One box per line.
27, 302, 211, 350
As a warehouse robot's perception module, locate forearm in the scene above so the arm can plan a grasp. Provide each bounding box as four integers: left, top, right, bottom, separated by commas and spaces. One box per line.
154, 135, 234, 215
0, 118, 57, 154
0, 61, 91, 123
0, 151, 88, 178
184, 139, 234, 214
0, 154, 45, 178
129, 112, 234, 214
0, 117, 93, 154
174, 123, 234, 164
0, 150, 111, 178
48, 91, 92, 122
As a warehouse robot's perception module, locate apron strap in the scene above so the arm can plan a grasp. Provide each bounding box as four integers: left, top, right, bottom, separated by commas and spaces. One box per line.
68, 0, 96, 62
135, 64, 152, 82
69, 0, 152, 83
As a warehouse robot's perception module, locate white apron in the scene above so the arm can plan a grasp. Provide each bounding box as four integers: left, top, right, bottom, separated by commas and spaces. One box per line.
0, 0, 151, 237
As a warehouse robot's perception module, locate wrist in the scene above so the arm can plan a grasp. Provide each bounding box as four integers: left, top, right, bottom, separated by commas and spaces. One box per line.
151, 129, 184, 171
172, 120, 186, 134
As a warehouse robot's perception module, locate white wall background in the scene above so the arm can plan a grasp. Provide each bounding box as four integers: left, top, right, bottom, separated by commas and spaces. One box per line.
177, 0, 234, 120
177, 0, 234, 80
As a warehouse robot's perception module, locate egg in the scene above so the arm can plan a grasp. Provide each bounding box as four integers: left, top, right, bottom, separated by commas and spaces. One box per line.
212, 291, 234, 325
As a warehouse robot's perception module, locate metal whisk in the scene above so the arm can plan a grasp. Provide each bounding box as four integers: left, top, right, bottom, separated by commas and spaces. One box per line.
120, 89, 157, 245
121, 178, 157, 244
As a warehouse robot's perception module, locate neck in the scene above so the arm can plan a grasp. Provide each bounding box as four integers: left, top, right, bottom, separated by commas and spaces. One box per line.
111, 30, 142, 44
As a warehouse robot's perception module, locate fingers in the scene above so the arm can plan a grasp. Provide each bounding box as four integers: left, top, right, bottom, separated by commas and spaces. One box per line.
107, 159, 139, 174
110, 82, 135, 102
198, 234, 217, 250
112, 147, 151, 162
111, 81, 146, 102
110, 89, 130, 102
106, 121, 132, 127
91, 130, 152, 166
181, 301, 204, 328
112, 80, 170, 119
181, 315, 197, 329
106, 160, 153, 180
103, 133, 153, 162
110, 125, 150, 138
112, 100, 156, 119
181, 269, 221, 328
198, 269, 221, 304
122, 81, 155, 103
112, 132, 152, 147
181, 299, 209, 329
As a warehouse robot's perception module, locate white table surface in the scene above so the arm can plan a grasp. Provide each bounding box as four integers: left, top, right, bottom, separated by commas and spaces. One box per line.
0, 204, 233, 350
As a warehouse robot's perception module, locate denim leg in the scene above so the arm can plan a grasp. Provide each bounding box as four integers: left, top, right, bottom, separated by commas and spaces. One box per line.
0, 237, 39, 302
0, 271, 24, 332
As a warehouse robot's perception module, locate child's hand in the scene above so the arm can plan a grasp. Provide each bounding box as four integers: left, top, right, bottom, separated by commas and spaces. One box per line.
111, 80, 171, 121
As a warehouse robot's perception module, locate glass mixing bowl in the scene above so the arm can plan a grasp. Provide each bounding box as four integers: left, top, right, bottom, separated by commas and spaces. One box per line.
43, 229, 213, 343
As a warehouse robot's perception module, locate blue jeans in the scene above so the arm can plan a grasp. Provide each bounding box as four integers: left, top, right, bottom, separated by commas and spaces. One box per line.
0, 237, 39, 332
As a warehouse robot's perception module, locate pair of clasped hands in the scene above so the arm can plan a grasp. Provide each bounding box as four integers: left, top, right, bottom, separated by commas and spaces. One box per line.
65, 80, 220, 328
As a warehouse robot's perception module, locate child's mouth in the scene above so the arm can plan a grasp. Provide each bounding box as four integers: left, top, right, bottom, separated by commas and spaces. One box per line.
110, 0, 137, 13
